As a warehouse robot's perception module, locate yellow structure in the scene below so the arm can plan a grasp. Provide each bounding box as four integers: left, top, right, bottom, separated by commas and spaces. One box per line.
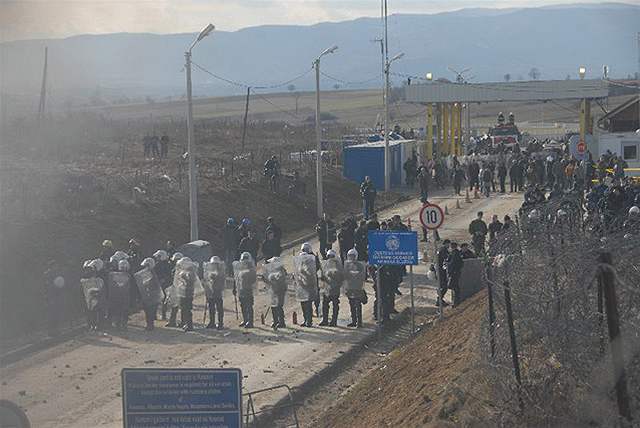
457, 103, 463, 155
442, 103, 449, 156
426, 104, 433, 160
579, 98, 593, 145
451, 103, 458, 157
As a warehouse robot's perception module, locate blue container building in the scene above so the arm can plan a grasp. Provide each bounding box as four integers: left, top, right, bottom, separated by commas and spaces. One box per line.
342, 141, 402, 190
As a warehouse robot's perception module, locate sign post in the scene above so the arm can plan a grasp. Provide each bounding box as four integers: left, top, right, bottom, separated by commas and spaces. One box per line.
419, 203, 445, 320
368, 231, 419, 336
122, 368, 242, 428
576, 140, 587, 161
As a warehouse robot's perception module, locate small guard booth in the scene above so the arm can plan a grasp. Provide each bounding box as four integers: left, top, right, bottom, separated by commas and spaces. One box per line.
342, 140, 404, 189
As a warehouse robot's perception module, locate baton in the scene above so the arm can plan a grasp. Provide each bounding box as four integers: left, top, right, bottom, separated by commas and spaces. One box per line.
203, 298, 208, 324
234, 292, 239, 320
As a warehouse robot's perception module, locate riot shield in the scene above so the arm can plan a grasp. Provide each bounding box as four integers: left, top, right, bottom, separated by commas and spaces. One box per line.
80, 277, 104, 311
343, 260, 366, 299
203, 261, 226, 300
320, 258, 343, 297
293, 254, 318, 302
107, 271, 131, 308
134, 267, 163, 307
262, 260, 287, 307
233, 260, 257, 298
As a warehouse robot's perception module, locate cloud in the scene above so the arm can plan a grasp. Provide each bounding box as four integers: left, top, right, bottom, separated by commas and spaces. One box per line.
0, 0, 613, 42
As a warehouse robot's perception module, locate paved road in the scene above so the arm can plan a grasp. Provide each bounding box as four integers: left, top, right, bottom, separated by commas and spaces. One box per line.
0, 189, 523, 427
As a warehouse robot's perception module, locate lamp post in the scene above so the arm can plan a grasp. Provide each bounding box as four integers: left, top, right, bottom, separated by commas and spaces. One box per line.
383, 52, 404, 191
313, 45, 338, 219
578, 66, 586, 80
425, 72, 433, 81
185, 23, 215, 241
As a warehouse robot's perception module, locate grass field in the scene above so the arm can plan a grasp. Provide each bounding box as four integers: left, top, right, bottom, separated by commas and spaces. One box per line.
90, 88, 633, 138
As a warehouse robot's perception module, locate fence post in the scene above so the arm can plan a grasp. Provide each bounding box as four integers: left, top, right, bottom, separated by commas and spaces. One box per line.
598, 251, 632, 423
503, 275, 523, 410
597, 274, 605, 355
485, 262, 496, 359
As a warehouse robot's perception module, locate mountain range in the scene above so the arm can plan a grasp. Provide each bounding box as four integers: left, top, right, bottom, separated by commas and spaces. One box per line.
1, 2, 638, 106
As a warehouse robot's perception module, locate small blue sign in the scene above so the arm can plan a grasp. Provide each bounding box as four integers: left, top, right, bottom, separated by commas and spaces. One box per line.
122, 368, 242, 428
367, 231, 418, 266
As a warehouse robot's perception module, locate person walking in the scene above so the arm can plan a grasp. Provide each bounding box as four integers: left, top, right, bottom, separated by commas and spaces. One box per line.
445, 242, 464, 306
468, 211, 488, 256
360, 176, 376, 220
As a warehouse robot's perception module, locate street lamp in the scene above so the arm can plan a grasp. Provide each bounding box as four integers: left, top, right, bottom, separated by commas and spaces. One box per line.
313, 45, 338, 218
185, 23, 215, 241
383, 52, 404, 191
425, 72, 433, 81
578, 66, 586, 80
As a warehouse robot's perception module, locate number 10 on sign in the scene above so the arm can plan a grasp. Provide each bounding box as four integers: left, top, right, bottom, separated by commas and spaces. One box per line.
419, 203, 444, 230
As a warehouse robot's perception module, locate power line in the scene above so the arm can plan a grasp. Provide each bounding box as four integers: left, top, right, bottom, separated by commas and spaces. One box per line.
191, 61, 312, 91
319, 70, 381, 86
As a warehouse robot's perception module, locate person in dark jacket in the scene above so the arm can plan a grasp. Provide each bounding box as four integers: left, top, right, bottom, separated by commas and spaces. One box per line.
488, 214, 503, 241
446, 242, 464, 306
509, 160, 522, 193
460, 243, 476, 259
452, 167, 465, 196
354, 220, 369, 263
265, 217, 282, 246
417, 166, 430, 202
316, 213, 337, 260
261, 230, 281, 260
223, 218, 239, 275
468, 161, 480, 191
238, 230, 260, 262
468, 211, 488, 256
360, 176, 376, 219
337, 217, 356, 263
497, 162, 507, 193
436, 239, 451, 307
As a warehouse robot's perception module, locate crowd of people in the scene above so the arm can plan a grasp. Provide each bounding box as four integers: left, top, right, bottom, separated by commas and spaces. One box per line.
42, 139, 639, 338
141, 134, 170, 159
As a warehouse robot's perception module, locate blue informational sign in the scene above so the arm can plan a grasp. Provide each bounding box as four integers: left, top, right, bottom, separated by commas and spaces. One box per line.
367, 231, 419, 266
122, 368, 242, 428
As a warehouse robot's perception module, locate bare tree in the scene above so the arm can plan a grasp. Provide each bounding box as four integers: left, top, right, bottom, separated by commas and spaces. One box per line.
333, 84, 340, 90
287, 84, 296, 92
503, 73, 511, 82
528, 67, 541, 80
565, 74, 571, 80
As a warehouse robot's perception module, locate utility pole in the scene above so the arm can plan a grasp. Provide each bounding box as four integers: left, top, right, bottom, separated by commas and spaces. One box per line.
185, 49, 199, 241
371, 38, 384, 106
315, 59, 323, 219
313, 45, 338, 219
241, 86, 250, 152
184, 23, 215, 242
38, 47, 48, 120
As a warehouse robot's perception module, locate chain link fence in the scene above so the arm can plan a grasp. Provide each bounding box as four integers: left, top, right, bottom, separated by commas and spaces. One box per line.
479, 195, 639, 426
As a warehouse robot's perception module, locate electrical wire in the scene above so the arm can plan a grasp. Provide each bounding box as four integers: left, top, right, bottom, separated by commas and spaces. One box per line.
319, 71, 381, 86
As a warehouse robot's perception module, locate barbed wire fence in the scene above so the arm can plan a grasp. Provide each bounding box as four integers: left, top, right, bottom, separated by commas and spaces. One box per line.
478, 195, 639, 426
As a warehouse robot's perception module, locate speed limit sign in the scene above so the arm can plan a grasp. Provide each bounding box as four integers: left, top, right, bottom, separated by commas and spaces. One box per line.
420, 203, 445, 230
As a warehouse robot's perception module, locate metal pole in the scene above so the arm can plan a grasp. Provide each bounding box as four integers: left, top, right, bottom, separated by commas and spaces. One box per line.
377, 266, 383, 338
185, 50, 199, 241
383, 0, 390, 192
315, 59, 323, 218
409, 265, 415, 335
465, 103, 471, 151
435, 232, 443, 320
241, 86, 250, 152
384, 61, 390, 191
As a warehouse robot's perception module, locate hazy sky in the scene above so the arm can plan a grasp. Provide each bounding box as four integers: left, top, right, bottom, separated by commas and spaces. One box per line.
0, 0, 623, 42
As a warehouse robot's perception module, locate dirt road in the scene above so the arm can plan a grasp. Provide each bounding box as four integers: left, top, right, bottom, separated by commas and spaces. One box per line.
0, 189, 523, 427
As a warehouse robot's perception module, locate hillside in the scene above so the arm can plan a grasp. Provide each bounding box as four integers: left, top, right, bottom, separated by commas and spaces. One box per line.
1, 3, 638, 105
